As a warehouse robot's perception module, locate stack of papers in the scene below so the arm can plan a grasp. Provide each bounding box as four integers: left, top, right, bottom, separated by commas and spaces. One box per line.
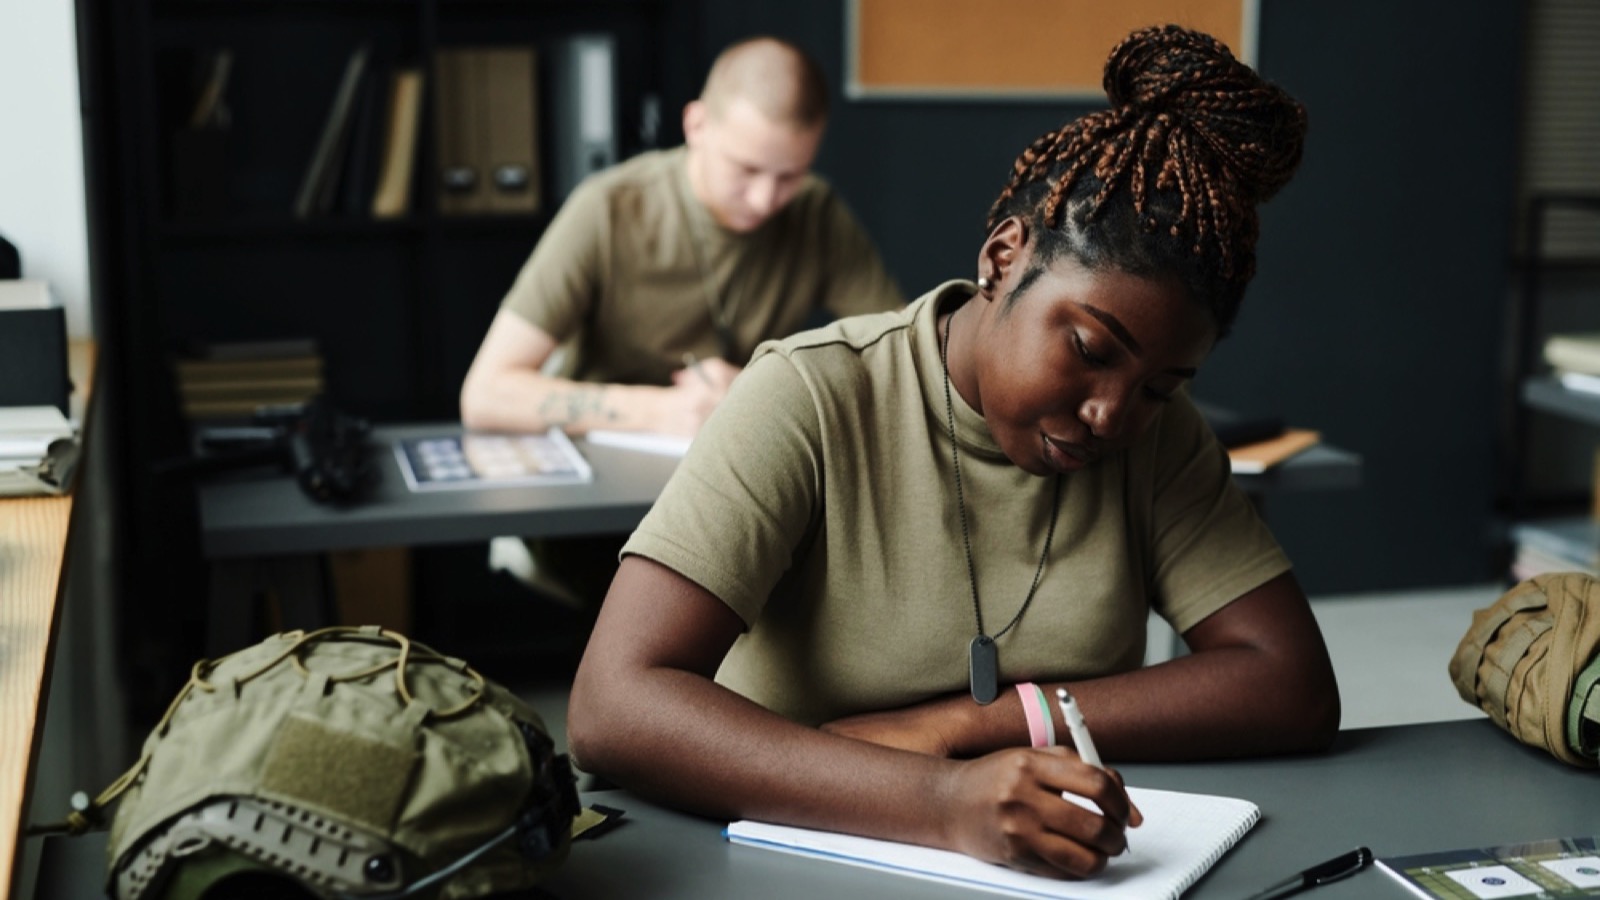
0, 405, 77, 496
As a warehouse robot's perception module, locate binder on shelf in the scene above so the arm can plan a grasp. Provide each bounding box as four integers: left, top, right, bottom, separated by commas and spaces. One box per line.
434, 46, 541, 216
433, 48, 486, 215
293, 44, 371, 220
336, 73, 385, 217
371, 67, 426, 219
549, 33, 617, 202
480, 47, 541, 214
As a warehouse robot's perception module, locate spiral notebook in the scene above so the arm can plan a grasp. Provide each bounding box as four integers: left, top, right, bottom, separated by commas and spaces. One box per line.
725, 786, 1258, 900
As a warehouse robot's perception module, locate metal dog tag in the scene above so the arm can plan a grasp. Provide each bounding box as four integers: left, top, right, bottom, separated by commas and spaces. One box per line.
969, 635, 999, 705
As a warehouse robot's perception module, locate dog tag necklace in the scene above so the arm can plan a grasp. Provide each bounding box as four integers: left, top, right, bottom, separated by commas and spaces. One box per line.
940, 306, 1062, 705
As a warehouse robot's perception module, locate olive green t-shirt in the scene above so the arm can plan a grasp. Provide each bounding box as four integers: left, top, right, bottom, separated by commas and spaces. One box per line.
623, 281, 1291, 726
501, 147, 903, 383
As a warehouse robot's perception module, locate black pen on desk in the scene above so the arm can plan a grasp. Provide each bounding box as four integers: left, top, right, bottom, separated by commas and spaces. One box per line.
1240, 847, 1373, 900
681, 352, 716, 389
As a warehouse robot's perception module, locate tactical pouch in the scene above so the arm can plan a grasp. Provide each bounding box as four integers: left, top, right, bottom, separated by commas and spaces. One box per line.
1449, 572, 1600, 768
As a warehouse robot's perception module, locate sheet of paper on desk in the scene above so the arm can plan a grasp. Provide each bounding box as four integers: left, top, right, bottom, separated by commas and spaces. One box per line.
0, 406, 73, 446
0, 405, 74, 465
726, 786, 1259, 900
585, 429, 691, 457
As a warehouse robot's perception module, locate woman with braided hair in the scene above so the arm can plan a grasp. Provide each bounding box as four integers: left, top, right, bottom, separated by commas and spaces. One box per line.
570, 24, 1339, 878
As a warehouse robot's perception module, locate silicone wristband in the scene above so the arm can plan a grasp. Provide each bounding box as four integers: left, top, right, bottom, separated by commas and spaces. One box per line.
1016, 682, 1054, 748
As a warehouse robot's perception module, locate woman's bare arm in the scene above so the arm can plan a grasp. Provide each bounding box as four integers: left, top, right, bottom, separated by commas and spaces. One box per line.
567, 555, 1143, 879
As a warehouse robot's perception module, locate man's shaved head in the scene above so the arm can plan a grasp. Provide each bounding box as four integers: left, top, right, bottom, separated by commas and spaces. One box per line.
699, 36, 829, 128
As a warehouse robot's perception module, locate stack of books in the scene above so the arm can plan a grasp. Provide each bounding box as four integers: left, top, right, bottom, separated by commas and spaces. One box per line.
1508, 515, 1600, 581
1543, 332, 1600, 395
173, 339, 324, 422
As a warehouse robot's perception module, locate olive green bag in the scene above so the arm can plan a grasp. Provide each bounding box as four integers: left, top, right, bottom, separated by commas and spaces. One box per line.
38, 626, 580, 900
1449, 572, 1600, 768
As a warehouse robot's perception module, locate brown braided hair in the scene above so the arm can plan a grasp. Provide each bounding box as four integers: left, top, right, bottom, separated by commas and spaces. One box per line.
986, 25, 1306, 334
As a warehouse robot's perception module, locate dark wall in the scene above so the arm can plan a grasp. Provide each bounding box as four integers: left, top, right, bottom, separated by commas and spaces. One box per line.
697, 0, 1523, 593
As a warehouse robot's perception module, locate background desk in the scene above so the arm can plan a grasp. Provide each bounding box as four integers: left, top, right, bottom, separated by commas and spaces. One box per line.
199, 424, 1359, 557
540, 719, 1587, 899
200, 424, 679, 558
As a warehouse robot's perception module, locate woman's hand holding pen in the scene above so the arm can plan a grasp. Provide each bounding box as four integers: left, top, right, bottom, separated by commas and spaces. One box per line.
824, 695, 1143, 880
939, 748, 1142, 880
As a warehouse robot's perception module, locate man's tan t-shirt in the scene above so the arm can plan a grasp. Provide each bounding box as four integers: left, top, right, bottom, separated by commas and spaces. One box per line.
501, 147, 903, 383
622, 281, 1292, 726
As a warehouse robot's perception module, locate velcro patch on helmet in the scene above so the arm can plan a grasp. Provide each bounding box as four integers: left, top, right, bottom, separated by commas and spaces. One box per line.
260, 713, 419, 834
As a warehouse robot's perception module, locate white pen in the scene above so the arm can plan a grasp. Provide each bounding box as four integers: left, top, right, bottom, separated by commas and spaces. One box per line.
1057, 687, 1129, 852
1055, 687, 1102, 769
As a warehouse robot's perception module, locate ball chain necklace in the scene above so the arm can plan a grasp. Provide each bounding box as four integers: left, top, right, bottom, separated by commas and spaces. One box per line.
940, 302, 1063, 705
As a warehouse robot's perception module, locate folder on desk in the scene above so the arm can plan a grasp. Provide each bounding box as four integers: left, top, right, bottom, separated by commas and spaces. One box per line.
433, 46, 541, 216
1228, 429, 1320, 474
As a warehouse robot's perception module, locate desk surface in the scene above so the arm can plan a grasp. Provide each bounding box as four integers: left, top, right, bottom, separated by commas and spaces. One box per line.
199, 424, 680, 558
199, 425, 1359, 559
1, 342, 94, 896
540, 719, 1587, 899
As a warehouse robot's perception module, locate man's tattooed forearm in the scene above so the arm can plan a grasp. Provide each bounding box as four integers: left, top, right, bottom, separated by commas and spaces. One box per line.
537, 386, 617, 425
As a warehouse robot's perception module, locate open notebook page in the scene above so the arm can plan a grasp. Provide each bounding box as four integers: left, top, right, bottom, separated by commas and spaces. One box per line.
726, 786, 1259, 900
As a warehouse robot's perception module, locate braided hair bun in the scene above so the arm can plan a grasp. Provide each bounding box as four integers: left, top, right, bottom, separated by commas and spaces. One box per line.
985, 24, 1307, 333
1102, 24, 1304, 204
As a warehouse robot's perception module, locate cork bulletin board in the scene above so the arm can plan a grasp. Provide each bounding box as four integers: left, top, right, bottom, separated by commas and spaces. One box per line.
846, 0, 1257, 100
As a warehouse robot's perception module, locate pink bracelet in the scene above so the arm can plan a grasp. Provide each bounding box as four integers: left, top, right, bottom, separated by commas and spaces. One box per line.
1015, 682, 1056, 748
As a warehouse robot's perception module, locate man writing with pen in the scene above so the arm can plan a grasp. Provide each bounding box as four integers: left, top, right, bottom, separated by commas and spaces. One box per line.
459, 35, 902, 440
459, 36, 901, 607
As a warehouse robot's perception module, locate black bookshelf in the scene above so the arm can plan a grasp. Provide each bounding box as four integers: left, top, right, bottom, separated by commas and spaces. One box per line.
80, 0, 703, 722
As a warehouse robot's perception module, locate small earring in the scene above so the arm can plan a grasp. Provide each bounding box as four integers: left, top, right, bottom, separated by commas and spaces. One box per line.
977, 276, 993, 291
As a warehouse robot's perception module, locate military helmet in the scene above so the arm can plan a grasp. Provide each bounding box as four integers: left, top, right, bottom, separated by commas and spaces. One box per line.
81, 626, 578, 899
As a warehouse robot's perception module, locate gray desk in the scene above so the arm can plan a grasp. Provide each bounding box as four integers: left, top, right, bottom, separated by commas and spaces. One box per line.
198, 424, 1359, 558
540, 719, 1586, 899
200, 424, 679, 558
